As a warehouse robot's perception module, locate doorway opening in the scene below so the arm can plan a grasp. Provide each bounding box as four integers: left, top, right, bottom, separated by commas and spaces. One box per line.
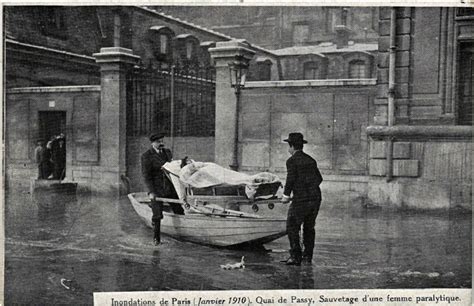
38, 111, 67, 179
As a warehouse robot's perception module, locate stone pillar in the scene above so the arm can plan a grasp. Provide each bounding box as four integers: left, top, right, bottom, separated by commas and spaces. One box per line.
93, 47, 140, 194
209, 40, 255, 169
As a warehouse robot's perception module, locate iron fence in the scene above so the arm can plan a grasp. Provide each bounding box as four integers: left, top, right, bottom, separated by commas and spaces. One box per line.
126, 63, 215, 137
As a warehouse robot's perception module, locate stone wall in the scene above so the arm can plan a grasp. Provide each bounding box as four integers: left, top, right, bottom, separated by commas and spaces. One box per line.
131, 8, 280, 80
5, 86, 102, 193
5, 85, 217, 194
5, 7, 107, 56
238, 79, 376, 206
367, 128, 472, 210
279, 51, 376, 80
375, 8, 463, 125
368, 8, 473, 210
157, 7, 379, 49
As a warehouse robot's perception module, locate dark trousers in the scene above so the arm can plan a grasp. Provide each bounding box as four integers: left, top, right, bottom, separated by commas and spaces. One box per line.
286, 197, 321, 261
151, 199, 163, 241
53, 163, 65, 180
38, 162, 51, 179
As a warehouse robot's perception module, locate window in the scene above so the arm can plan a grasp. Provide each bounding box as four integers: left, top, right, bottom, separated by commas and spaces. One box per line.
256, 60, 272, 81
160, 34, 168, 54
458, 42, 473, 125
456, 8, 474, 19
293, 23, 310, 45
175, 34, 199, 64
324, 8, 332, 33
153, 33, 172, 61
38, 7, 67, 39
341, 8, 349, 26
186, 41, 194, 60
303, 62, 320, 80
149, 26, 174, 62
349, 60, 367, 78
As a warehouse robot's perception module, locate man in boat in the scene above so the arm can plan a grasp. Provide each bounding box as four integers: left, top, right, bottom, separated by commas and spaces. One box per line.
141, 132, 180, 246
281, 132, 323, 266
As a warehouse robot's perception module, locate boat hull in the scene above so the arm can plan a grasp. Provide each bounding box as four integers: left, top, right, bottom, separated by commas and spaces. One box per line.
128, 193, 287, 247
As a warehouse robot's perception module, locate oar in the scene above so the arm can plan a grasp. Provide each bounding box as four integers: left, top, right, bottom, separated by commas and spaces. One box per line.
153, 197, 185, 205
188, 202, 261, 219
151, 196, 261, 218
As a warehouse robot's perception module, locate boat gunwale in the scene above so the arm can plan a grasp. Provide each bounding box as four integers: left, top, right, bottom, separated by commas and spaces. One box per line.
128, 193, 288, 246
128, 193, 287, 222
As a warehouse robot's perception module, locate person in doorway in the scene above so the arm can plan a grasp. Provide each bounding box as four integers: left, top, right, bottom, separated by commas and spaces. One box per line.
141, 132, 177, 246
51, 135, 66, 180
281, 132, 323, 266
46, 136, 56, 179
35, 139, 51, 179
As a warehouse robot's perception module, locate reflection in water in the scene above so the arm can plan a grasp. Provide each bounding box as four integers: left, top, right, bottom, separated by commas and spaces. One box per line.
285, 266, 315, 289
4, 189, 472, 304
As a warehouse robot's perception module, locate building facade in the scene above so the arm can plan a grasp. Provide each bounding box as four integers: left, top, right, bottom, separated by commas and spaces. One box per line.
5, 6, 472, 210
367, 7, 473, 210
5, 6, 279, 88
4, 6, 278, 193
156, 6, 379, 50
156, 6, 380, 81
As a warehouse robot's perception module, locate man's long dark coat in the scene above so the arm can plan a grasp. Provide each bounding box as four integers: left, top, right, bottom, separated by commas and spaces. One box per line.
283, 150, 323, 201
141, 147, 174, 198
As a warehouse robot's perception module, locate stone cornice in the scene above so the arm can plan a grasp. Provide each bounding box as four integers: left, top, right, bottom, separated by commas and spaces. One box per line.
7, 86, 101, 94
367, 125, 472, 140
6, 39, 98, 70
93, 47, 141, 66
246, 79, 376, 88
208, 40, 256, 66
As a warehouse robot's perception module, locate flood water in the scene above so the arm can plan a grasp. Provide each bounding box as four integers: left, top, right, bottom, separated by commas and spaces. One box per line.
4, 188, 472, 305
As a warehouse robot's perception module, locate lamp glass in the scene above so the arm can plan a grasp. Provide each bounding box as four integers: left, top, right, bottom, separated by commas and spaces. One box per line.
228, 59, 248, 88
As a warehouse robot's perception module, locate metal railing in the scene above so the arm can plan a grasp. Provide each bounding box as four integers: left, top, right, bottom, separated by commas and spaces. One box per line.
126, 63, 216, 137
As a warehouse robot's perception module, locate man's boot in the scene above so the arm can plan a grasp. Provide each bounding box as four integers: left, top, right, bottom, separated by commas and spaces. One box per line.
153, 220, 161, 246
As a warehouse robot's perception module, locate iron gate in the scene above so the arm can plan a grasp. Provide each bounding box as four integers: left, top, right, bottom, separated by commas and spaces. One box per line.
126, 63, 216, 137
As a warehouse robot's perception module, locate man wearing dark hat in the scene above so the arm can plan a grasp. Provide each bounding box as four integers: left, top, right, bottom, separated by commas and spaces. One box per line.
281, 132, 323, 266
141, 132, 174, 245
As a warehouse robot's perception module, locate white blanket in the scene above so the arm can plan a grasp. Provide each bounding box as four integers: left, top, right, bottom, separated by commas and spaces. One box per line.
162, 161, 281, 200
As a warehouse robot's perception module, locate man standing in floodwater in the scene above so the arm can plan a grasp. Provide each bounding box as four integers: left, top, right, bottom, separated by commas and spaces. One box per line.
141, 132, 174, 246
35, 139, 51, 179
281, 132, 323, 266
51, 134, 66, 180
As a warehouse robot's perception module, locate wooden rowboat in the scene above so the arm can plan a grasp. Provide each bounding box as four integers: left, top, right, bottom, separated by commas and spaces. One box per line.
128, 192, 287, 247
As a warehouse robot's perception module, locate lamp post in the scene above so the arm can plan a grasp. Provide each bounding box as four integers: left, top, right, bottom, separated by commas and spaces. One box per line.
228, 55, 249, 171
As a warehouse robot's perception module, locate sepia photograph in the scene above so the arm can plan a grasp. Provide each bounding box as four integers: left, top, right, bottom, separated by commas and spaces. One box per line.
2, 4, 472, 305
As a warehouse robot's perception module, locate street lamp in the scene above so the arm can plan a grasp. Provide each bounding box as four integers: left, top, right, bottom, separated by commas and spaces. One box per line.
229, 55, 248, 93
228, 54, 249, 171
